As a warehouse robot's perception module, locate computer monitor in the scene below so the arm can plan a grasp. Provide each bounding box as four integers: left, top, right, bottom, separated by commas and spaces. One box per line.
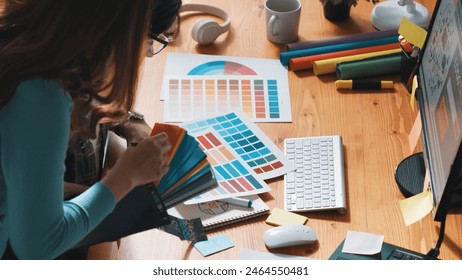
395, 0, 462, 222
417, 0, 462, 221
417, 0, 462, 222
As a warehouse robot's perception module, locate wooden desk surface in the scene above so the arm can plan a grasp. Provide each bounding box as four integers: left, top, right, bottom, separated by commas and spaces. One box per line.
88, 0, 462, 260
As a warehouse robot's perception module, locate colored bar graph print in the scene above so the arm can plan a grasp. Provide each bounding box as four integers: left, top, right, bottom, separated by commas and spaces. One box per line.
181, 111, 295, 180
161, 53, 292, 123
164, 75, 289, 122
184, 129, 271, 204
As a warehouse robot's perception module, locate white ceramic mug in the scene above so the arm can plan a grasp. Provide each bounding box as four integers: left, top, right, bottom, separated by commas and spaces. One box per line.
265, 0, 301, 44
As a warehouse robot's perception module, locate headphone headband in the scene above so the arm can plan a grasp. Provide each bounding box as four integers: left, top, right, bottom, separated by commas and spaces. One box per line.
180, 3, 231, 33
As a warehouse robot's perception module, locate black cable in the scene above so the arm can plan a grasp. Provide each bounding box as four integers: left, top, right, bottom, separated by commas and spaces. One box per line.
426, 180, 462, 259
425, 214, 447, 259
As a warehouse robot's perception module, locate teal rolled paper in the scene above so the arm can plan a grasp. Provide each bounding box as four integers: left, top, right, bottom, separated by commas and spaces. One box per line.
336, 53, 402, 79
279, 36, 399, 66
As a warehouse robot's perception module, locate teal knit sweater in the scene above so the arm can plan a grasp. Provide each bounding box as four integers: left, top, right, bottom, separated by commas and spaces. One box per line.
0, 79, 116, 259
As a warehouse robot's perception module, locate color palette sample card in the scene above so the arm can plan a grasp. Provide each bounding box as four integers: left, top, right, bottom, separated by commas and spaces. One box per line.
181, 111, 295, 181
193, 234, 234, 257
184, 129, 271, 204
162, 53, 292, 123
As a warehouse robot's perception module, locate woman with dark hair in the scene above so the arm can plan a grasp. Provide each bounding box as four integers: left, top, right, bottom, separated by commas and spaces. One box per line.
0, 0, 181, 259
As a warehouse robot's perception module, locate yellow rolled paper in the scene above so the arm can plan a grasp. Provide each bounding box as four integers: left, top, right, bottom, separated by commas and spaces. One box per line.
312, 48, 401, 75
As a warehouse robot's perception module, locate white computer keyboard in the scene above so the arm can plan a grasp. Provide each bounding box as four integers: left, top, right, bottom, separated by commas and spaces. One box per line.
284, 135, 346, 214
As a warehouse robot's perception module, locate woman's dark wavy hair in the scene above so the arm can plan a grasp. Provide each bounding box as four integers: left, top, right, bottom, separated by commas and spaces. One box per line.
0, 0, 153, 137
150, 0, 182, 37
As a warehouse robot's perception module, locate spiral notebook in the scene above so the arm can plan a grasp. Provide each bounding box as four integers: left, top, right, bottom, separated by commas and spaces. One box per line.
167, 195, 270, 230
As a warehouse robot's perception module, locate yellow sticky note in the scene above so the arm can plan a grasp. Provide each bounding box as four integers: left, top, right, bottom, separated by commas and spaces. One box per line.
398, 189, 433, 226
398, 17, 427, 49
265, 208, 307, 226
410, 75, 419, 112
408, 111, 422, 154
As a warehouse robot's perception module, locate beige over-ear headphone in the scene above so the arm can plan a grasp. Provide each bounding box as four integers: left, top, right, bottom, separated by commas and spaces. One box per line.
180, 3, 231, 45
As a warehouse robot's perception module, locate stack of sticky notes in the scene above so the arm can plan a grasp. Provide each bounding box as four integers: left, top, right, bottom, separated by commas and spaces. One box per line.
265, 208, 307, 226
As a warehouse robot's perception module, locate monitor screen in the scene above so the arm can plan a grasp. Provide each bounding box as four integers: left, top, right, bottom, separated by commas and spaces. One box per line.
418, 0, 462, 221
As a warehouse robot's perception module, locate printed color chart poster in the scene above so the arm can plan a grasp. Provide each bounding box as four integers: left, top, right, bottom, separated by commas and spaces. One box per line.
162, 53, 292, 123
184, 129, 271, 204
181, 111, 295, 181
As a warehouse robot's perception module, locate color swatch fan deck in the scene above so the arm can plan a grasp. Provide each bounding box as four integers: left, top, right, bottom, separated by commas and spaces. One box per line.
150, 123, 218, 208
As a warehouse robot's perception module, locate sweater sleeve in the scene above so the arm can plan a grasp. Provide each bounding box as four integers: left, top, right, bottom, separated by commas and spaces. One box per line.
0, 79, 116, 259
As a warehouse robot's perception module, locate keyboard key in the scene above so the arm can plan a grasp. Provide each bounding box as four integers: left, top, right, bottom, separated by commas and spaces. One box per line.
286, 171, 295, 183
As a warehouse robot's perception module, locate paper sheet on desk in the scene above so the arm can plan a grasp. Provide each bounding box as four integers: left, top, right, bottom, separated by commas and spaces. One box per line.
181, 110, 296, 181
342, 231, 384, 255
161, 53, 292, 123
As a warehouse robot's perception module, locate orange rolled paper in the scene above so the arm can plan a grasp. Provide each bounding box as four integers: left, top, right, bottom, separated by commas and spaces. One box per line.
289, 42, 400, 71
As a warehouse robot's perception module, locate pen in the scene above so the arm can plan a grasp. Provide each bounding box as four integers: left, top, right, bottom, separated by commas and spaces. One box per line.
220, 197, 253, 208
335, 79, 394, 90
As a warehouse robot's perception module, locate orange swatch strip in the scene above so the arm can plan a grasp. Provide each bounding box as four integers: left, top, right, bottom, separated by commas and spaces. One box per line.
150, 123, 186, 185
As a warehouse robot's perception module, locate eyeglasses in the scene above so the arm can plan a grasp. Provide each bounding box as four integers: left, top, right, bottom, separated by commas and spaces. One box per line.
146, 14, 180, 57
146, 33, 169, 57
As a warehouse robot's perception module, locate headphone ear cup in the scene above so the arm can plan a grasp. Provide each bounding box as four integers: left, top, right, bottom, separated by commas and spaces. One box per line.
191, 19, 221, 45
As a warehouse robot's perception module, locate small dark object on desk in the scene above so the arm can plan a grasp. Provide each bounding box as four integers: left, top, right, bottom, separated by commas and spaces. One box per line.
336, 79, 394, 90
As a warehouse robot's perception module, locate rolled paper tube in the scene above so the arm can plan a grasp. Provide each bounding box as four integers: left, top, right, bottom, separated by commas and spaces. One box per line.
279, 35, 399, 65
312, 48, 401, 75
286, 29, 398, 51
289, 42, 400, 71
335, 53, 402, 79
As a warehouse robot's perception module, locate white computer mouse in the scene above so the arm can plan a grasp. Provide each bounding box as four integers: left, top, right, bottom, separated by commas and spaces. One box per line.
263, 224, 317, 249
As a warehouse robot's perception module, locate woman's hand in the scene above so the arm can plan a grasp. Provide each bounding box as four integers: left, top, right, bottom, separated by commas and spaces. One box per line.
110, 114, 151, 146
101, 132, 172, 201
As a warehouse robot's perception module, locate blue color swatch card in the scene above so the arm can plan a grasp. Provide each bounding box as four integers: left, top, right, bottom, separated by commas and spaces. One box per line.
193, 234, 234, 257
181, 110, 295, 180
183, 129, 271, 204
